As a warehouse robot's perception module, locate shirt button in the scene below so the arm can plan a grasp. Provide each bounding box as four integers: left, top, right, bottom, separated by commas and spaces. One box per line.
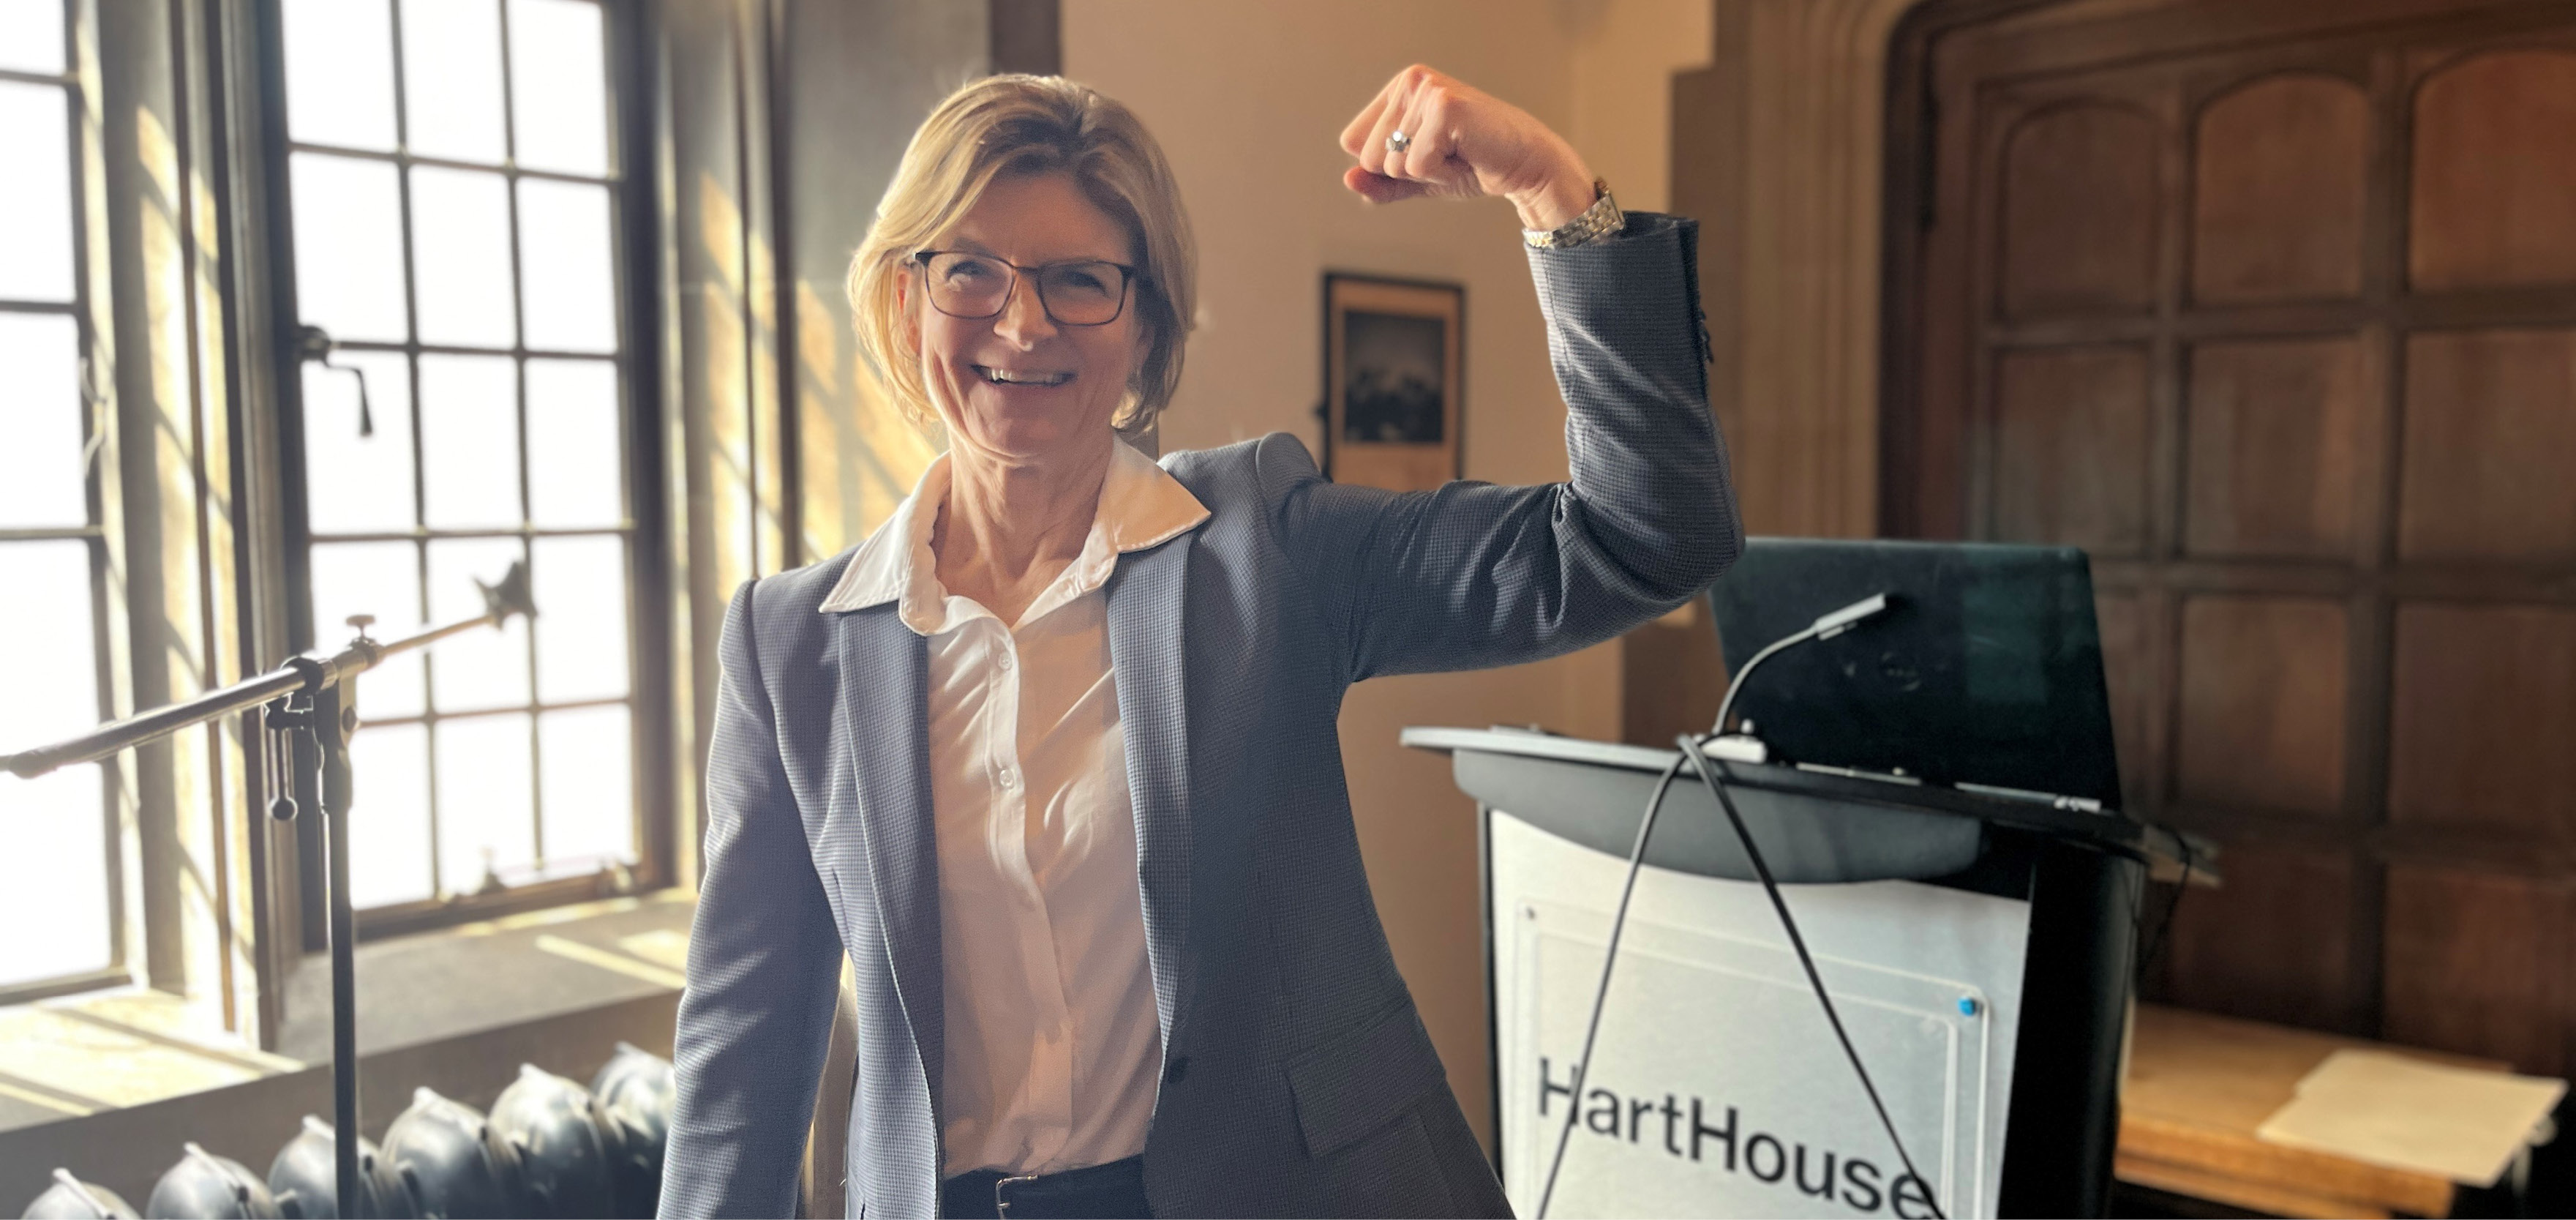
998, 653, 1013, 672
999, 768, 1018, 789
1164, 1056, 1190, 1085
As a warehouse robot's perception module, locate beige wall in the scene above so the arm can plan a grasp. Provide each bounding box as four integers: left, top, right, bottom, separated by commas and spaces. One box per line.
1570, 0, 1718, 212
1065, 0, 1711, 1150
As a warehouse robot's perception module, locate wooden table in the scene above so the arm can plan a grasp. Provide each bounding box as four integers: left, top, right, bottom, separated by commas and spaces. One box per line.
2116, 1003, 2507, 1219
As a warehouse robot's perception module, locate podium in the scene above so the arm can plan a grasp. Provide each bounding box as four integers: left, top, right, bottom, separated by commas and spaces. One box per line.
1403, 726, 2190, 1220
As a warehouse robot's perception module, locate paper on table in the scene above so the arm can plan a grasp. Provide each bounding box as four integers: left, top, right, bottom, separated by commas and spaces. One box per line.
2256, 1049, 2565, 1187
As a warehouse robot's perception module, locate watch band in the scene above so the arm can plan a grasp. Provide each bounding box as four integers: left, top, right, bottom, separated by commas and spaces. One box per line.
1522, 179, 1623, 249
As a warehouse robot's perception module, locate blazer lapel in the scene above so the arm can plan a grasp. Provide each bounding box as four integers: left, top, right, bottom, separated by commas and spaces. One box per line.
1105, 532, 1196, 1062
830, 606, 943, 1137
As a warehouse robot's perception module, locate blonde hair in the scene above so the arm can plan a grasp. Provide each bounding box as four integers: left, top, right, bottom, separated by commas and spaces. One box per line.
849, 75, 1196, 433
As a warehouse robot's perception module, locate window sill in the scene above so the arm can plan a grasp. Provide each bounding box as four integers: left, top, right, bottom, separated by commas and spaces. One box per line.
274, 888, 694, 1063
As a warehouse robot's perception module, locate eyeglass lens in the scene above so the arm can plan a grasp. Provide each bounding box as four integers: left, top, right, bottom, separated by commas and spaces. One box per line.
923, 253, 1128, 326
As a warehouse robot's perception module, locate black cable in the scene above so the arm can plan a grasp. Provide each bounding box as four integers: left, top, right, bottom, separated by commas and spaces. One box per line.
1675, 731, 1948, 1220
1533, 738, 1949, 1220
2134, 827, 2196, 978
1533, 752, 1686, 1220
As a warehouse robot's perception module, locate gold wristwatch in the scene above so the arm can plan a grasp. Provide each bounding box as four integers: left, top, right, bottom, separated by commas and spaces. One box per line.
1522, 179, 1623, 249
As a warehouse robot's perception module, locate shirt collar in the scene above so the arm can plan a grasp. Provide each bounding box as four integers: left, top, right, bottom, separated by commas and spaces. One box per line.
816, 438, 1209, 621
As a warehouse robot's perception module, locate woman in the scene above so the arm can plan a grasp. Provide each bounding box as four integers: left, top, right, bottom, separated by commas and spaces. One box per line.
661, 65, 1738, 1219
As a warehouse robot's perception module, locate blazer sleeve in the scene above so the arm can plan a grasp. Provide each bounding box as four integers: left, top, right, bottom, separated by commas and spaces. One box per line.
1265, 212, 1742, 681
659, 580, 845, 1219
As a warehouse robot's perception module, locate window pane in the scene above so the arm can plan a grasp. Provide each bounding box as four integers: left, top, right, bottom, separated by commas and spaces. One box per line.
290, 154, 408, 343
538, 704, 631, 875
418, 354, 519, 528
0, 540, 112, 987
435, 712, 534, 893
427, 537, 529, 711
517, 179, 616, 353
533, 534, 626, 702
302, 350, 416, 535
281, 0, 397, 151
525, 358, 620, 526
507, 0, 608, 177
0, 81, 74, 302
401, 0, 506, 165
0, 0, 66, 75
0, 541, 100, 752
348, 722, 433, 907
410, 167, 516, 348
0, 767, 112, 985
0, 314, 84, 527
310, 540, 424, 718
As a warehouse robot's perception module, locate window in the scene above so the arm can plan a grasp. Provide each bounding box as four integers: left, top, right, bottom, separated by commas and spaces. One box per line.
271, 0, 652, 921
0, 0, 121, 997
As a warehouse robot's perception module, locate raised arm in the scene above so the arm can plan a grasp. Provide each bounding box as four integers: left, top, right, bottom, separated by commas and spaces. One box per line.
659, 581, 844, 1219
1269, 68, 1741, 681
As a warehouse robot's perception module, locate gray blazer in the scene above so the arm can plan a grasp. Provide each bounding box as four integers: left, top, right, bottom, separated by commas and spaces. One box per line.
660, 214, 1740, 1219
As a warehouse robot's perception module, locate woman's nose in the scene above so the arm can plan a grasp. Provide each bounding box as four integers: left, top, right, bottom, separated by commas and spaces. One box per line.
991, 275, 1058, 346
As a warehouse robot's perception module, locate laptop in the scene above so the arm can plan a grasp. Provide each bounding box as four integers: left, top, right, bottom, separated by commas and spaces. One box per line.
1702, 537, 2124, 809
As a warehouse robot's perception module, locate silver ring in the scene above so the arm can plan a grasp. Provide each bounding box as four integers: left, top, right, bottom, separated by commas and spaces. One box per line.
1386, 130, 1411, 154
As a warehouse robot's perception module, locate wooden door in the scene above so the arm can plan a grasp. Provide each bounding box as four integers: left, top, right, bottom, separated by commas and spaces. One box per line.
1893, 0, 2576, 1071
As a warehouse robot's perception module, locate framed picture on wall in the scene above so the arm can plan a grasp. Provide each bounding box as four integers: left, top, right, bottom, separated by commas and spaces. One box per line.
1322, 273, 1463, 492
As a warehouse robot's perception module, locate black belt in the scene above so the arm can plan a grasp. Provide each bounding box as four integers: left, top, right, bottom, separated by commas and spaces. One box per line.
940, 1155, 1150, 1219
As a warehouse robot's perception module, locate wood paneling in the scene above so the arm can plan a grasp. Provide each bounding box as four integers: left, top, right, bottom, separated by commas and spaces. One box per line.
2185, 337, 2364, 558
2177, 596, 2348, 817
2002, 105, 2162, 316
2409, 50, 2576, 291
2387, 603, 2576, 838
2161, 842, 2358, 1030
1896, 0, 2576, 1067
1620, 604, 1725, 749
2398, 327, 2576, 563
2192, 75, 2367, 304
2383, 865, 2569, 1073
2095, 591, 2150, 807
1994, 345, 2152, 552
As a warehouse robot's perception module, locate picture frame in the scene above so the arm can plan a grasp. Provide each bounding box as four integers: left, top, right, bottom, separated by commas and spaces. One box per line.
1321, 272, 1464, 492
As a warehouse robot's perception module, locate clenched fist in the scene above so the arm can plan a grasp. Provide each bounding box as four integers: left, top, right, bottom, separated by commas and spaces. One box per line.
1338, 64, 1598, 231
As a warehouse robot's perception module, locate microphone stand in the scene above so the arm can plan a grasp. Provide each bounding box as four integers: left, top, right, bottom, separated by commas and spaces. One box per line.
3, 561, 536, 1219
1709, 591, 1889, 738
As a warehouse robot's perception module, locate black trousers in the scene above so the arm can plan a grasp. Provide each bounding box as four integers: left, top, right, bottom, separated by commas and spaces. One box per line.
939, 1156, 1152, 1219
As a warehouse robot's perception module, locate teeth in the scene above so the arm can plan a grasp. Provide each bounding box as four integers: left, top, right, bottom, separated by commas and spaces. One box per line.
980, 366, 1071, 386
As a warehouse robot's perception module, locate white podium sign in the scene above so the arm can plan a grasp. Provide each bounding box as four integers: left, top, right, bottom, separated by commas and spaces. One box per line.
1490, 810, 2033, 1219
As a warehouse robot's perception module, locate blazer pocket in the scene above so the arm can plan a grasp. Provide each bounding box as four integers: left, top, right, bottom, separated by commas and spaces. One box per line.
1285, 1003, 1449, 1159
1316, 1112, 1457, 1219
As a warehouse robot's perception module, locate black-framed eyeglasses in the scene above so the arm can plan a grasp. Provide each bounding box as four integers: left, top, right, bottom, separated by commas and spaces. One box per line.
912, 250, 1140, 327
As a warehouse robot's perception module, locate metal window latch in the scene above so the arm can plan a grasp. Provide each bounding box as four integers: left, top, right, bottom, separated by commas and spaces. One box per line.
296, 325, 375, 438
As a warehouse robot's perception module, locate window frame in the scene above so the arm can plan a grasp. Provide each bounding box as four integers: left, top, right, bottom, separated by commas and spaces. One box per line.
0, 0, 135, 1008
247, 0, 675, 945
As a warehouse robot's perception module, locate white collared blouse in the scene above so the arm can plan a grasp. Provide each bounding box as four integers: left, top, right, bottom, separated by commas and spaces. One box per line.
816, 439, 1212, 1178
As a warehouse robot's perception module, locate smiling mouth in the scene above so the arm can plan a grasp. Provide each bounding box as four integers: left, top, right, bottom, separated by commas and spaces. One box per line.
974, 364, 1073, 387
